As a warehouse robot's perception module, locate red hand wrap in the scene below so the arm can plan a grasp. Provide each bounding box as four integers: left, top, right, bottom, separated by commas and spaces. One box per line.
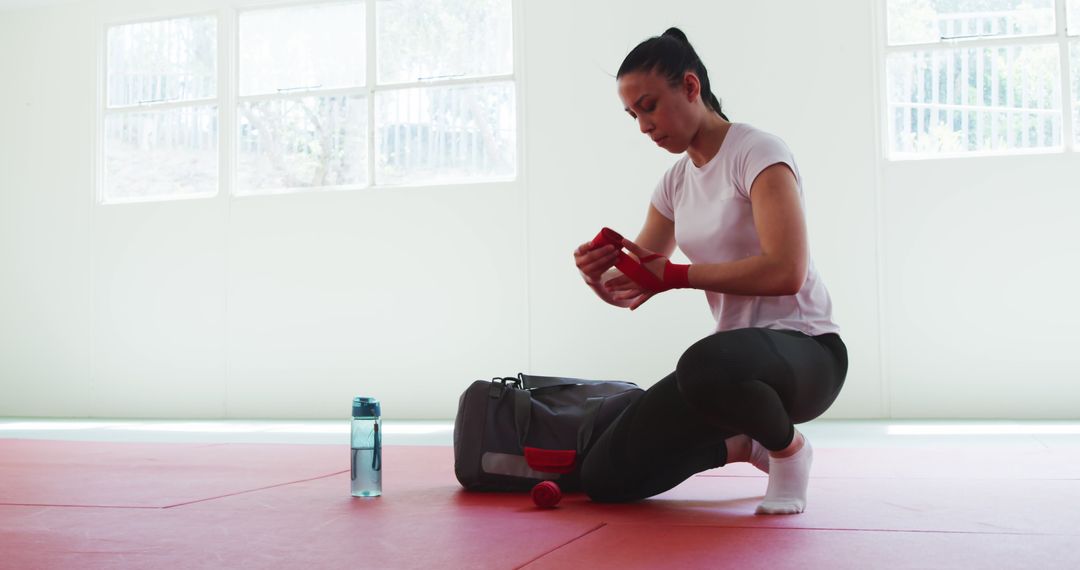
590, 227, 691, 293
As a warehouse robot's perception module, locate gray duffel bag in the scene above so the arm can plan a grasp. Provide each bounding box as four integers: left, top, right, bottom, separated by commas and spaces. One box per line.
453, 372, 644, 492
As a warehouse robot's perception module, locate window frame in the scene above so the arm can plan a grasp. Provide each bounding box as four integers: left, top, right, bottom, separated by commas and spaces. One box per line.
878, 0, 1078, 161
95, 0, 523, 205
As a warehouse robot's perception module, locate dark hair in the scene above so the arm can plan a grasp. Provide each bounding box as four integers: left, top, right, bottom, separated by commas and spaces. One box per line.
617, 27, 729, 121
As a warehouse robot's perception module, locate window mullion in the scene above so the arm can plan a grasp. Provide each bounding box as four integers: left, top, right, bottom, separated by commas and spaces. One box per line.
886, 33, 1058, 53
1058, 0, 1076, 150
374, 73, 516, 92
104, 97, 219, 114
238, 85, 369, 104
222, 7, 234, 199
366, 0, 377, 188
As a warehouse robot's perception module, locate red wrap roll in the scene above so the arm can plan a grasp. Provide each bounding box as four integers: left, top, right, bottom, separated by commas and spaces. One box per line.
531, 481, 562, 508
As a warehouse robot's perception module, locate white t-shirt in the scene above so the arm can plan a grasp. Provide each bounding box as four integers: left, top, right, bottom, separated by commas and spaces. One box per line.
650, 122, 840, 336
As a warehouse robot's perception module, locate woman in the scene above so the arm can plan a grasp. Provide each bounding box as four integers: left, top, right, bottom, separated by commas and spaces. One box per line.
572, 28, 848, 514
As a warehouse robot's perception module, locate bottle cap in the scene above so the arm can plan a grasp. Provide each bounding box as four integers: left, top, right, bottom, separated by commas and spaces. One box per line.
352, 397, 381, 418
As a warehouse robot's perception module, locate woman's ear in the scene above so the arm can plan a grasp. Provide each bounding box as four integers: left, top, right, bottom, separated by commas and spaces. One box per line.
683, 71, 701, 103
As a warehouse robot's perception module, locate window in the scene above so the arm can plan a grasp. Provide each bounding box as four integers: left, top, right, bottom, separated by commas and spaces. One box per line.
375, 0, 516, 186
102, 16, 219, 202
100, 0, 517, 203
883, 0, 1078, 158
237, 2, 368, 195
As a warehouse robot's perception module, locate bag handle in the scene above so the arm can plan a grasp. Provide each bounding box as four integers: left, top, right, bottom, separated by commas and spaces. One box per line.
488, 376, 520, 398
512, 387, 531, 448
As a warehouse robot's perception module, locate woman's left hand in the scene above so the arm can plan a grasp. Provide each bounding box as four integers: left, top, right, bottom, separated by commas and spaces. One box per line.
604, 239, 670, 310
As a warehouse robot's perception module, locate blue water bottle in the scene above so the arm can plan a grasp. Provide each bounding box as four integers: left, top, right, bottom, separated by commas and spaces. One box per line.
351, 396, 381, 497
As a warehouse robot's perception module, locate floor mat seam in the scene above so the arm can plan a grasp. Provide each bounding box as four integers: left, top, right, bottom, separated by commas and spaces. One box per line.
161, 469, 350, 509
596, 522, 1080, 537
694, 474, 1080, 481
0, 503, 159, 510
515, 522, 608, 569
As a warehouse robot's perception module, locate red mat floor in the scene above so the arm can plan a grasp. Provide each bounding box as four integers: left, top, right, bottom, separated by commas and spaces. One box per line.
2, 439, 1078, 569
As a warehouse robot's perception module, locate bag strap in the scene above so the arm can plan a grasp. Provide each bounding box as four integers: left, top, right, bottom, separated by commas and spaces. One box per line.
518, 372, 586, 390
575, 396, 605, 455
512, 387, 531, 448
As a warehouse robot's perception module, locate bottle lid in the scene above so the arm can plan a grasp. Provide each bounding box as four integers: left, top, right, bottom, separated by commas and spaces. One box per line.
352, 396, 380, 418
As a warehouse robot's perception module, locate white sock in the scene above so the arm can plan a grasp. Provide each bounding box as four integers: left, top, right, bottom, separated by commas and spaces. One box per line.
755, 437, 813, 515
748, 439, 771, 474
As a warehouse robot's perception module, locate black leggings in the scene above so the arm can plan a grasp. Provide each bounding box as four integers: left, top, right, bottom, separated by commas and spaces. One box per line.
580, 327, 848, 503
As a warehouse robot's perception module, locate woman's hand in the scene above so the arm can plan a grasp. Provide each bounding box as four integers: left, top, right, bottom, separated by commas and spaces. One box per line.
574, 241, 619, 285
603, 239, 670, 310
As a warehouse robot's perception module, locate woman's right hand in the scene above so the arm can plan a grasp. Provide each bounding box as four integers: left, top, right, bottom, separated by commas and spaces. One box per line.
574, 241, 619, 285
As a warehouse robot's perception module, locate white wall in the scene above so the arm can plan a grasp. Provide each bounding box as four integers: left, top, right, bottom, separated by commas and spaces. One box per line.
1, 0, 1076, 419
881, 154, 1080, 417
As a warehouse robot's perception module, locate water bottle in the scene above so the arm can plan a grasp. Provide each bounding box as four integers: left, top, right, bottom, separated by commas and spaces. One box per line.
351, 396, 381, 497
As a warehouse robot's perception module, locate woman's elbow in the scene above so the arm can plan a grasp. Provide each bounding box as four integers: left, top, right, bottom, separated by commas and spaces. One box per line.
777, 263, 808, 296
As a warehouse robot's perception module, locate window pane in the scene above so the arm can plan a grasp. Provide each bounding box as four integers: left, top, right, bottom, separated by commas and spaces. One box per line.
1070, 0, 1080, 36
887, 0, 1055, 46
377, 0, 512, 83
237, 95, 368, 194
104, 106, 218, 201
239, 2, 365, 96
886, 44, 1062, 155
106, 16, 217, 107
375, 82, 515, 185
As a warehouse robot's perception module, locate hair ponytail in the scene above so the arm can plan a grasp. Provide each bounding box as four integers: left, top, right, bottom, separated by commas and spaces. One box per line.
661, 27, 689, 44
